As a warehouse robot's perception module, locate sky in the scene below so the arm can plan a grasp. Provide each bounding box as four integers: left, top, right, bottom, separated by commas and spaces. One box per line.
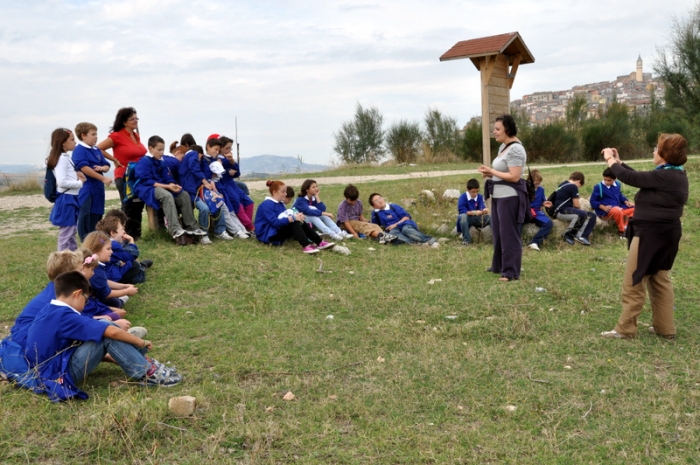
0, 0, 696, 167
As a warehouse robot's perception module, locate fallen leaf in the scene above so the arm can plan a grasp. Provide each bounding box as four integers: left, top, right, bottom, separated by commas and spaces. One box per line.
265, 406, 275, 412
377, 356, 385, 363
505, 405, 517, 412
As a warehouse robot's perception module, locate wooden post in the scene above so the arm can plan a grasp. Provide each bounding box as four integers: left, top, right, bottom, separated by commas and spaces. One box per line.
146, 207, 160, 231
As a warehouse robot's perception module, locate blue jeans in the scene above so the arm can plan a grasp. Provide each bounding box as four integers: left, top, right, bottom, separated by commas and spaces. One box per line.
458, 213, 491, 243
307, 215, 342, 236
195, 199, 227, 234
69, 324, 149, 383
392, 225, 435, 245
529, 217, 553, 246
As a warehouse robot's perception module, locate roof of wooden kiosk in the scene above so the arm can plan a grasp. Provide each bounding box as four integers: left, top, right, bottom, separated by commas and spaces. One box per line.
439, 32, 535, 69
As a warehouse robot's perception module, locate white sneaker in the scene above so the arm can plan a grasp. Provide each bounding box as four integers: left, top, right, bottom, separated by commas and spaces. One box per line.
600, 330, 629, 339
172, 228, 186, 239
528, 243, 540, 251
128, 326, 148, 339
342, 231, 354, 239
118, 295, 129, 304
331, 234, 344, 241
430, 242, 440, 249
235, 230, 249, 239
217, 231, 235, 240
200, 236, 212, 245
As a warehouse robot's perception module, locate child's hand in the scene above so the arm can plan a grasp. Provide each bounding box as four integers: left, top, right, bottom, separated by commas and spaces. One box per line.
140, 340, 153, 350
114, 319, 131, 330
322, 212, 335, 219
125, 286, 139, 296
294, 212, 305, 222
77, 172, 86, 182
482, 208, 488, 214
111, 307, 127, 317
625, 201, 634, 207
543, 201, 552, 208
122, 233, 135, 244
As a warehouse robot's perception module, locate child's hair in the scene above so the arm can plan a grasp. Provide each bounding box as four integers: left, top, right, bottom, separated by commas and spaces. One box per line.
180, 133, 197, 147
188, 144, 204, 155
206, 138, 222, 149
104, 209, 128, 226
74, 122, 97, 142
569, 171, 585, 185
602, 168, 616, 179
96, 216, 121, 236
78, 248, 99, 270
368, 193, 381, 206
219, 136, 233, 146
46, 250, 83, 281
46, 128, 73, 170
266, 180, 285, 195
286, 186, 295, 198
466, 178, 480, 190
148, 135, 165, 148
495, 114, 517, 137
111, 107, 137, 133
529, 169, 543, 184
82, 231, 111, 254
54, 271, 90, 299
344, 184, 359, 201
299, 179, 316, 197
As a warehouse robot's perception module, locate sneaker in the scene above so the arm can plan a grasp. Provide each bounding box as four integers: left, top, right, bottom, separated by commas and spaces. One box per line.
527, 243, 540, 251
186, 228, 208, 236
575, 236, 591, 246
200, 236, 212, 245
145, 356, 178, 375
430, 242, 440, 249
342, 231, 354, 239
378, 234, 387, 245
140, 360, 182, 387
128, 326, 148, 339
317, 241, 335, 250
600, 330, 630, 339
118, 295, 129, 305
383, 233, 398, 243
140, 259, 154, 269
331, 234, 344, 241
235, 230, 249, 239
172, 228, 187, 239
303, 245, 319, 254
216, 231, 235, 241
562, 233, 574, 245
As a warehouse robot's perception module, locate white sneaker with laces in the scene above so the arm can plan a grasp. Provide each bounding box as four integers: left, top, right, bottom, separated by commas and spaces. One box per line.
200, 236, 213, 245
528, 243, 540, 251
235, 230, 249, 239
217, 231, 235, 240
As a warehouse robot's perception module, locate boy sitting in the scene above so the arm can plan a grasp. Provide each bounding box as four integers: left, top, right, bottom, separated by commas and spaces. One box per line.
134, 135, 206, 240
552, 171, 596, 246
457, 178, 491, 245
24, 271, 180, 402
525, 170, 553, 251
590, 167, 635, 236
369, 192, 437, 247
96, 216, 151, 284
337, 184, 396, 243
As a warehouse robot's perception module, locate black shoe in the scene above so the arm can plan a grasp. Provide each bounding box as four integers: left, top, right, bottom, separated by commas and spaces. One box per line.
561, 233, 574, 245
140, 259, 154, 269
574, 236, 591, 246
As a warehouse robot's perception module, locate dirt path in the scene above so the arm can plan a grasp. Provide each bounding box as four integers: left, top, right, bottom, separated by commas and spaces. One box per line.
0, 160, 648, 211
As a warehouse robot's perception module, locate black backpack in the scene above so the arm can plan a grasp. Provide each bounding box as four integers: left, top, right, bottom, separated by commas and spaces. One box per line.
43, 167, 58, 203
545, 183, 571, 218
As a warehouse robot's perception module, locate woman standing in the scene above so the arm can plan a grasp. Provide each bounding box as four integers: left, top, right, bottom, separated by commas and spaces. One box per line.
600, 134, 689, 340
477, 115, 528, 282
97, 107, 147, 240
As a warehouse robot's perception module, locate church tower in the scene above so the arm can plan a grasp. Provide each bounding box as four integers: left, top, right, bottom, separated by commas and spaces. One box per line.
636, 55, 643, 82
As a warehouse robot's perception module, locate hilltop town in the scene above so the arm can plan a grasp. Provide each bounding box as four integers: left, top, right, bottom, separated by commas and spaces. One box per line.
510, 56, 666, 124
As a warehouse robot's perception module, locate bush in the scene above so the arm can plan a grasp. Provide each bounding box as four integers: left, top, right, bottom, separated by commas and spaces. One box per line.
385, 120, 422, 164
520, 122, 580, 163
424, 109, 459, 157
333, 103, 385, 164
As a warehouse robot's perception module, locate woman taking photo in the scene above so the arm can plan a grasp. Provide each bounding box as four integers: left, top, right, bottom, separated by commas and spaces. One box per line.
600, 134, 689, 340
97, 107, 148, 240
478, 115, 529, 282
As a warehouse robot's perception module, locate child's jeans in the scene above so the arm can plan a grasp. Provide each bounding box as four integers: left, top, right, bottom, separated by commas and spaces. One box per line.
57, 226, 79, 251
195, 199, 227, 235
529, 217, 553, 246
557, 208, 596, 239
458, 213, 491, 243
392, 225, 435, 245
307, 215, 343, 236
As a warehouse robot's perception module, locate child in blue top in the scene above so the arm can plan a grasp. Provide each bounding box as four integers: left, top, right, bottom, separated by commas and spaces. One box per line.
134, 135, 205, 240
218, 135, 255, 232
524, 170, 553, 251
590, 167, 635, 236
71, 122, 113, 241
83, 231, 138, 308
255, 180, 335, 254
24, 271, 180, 402
294, 179, 352, 241
96, 216, 152, 284
369, 193, 438, 247
456, 178, 492, 245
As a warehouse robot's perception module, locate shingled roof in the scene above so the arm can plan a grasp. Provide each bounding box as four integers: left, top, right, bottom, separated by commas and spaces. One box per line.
439, 32, 535, 70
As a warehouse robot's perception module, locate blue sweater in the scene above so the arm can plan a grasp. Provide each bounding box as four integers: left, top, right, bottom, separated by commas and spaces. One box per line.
254, 198, 293, 244
134, 155, 176, 210
162, 155, 181, 184
105, 240, 138, 281
456, 192, 487, 231
371, 204, 418, 231
72, 144, 109, 215
9, 282, 55, 349
178, 151, 207, 201
530, 186, 551, 223
590, 181, 630, 217
293, 195, 327, 217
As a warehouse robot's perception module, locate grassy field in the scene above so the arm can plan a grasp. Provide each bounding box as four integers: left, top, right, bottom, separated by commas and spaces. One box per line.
1, 161, 699, 464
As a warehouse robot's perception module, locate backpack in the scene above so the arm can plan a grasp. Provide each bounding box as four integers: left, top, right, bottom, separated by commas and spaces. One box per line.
43, 167, 58, 202
545, 183, 572, 218
596, 180, 621, 200
197, 186, 225, 217
122, 162, 140, 202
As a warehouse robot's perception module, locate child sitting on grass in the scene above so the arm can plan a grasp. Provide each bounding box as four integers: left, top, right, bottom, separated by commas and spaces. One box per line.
590, 167, 635, 237
25, 271, 180, 402
457, 178, 491, 245
293, 179, 352, 241
83, 231, 138, 308
369, 193, 438, 247
96, 216, 153, 284
525, 169, 553, 251
337, 184, 396, 243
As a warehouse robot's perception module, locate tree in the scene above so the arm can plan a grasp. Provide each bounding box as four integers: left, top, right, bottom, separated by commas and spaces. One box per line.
424, 109, 458, 157
565, 95, 588, 131
580, 102, 634, 160
385, 120, 422, 164
333, 103, 385, 164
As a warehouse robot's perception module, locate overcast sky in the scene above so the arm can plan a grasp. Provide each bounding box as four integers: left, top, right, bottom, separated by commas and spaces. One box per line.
0, 0, 695, 167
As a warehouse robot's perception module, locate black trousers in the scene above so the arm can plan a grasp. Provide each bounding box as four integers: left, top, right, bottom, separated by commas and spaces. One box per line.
269, 221, 322, 247
115, 177, 145, 241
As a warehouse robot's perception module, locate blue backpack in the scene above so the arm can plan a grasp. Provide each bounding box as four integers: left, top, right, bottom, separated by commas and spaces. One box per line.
122, 162, 140, 202
43, 167, 58, 203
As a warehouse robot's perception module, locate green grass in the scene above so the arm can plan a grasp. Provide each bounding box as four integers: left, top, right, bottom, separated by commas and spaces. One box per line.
1, 161, 700, 463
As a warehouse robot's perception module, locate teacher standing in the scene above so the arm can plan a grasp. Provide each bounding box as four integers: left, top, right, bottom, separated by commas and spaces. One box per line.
97, 107, 148, 240
478, 115, 528, 282
600, 134, 688, 340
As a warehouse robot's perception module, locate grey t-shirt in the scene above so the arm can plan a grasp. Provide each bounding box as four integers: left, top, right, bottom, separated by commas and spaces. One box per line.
492, 143, 527, 198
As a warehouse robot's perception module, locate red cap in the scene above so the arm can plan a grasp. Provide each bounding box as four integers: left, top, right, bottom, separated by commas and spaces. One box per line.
207, 133, 220, 141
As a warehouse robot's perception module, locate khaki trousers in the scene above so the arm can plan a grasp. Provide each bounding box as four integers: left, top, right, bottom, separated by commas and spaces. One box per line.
614, 237, 675, 337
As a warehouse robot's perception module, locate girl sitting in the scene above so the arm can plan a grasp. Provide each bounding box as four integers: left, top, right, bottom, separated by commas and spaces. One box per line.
255, 180, 335, 254
293, 179, 352, 241
82, 231, 138, 308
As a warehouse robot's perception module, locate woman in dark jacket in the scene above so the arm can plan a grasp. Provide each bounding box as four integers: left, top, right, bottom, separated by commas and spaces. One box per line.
600, 133, 689, 339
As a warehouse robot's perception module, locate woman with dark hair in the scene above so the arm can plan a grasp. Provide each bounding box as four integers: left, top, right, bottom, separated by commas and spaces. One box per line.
600, 134, 689, 340
96, 107, 148, 240
477, 114, 528, 282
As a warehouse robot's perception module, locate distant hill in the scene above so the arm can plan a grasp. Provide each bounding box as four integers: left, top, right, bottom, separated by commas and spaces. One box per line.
238, 155, 327, 178
0, 164, 43, 174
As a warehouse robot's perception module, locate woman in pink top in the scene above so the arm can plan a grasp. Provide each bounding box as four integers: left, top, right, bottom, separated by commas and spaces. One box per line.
97, 107, 148, 240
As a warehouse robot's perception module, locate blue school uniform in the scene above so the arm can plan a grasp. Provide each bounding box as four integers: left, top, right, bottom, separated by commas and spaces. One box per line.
25, 300, 108, 401
105, 240, 134, 281
456, 192, 487, 232
134, 155, 177, 210
178, 151, 207, 201
162, 155, 181, 184
254, 197, 292, 244
9, 282, 55, 349
590, 181, 630, 217
371, 203, 418, 231
50, 194, 80, 226
82, 296, 120, 321
219, 157, 242, 212
72, 143, 109, 215
530, 186, 551, 223
90, 263, 116, 304
293, 196, 327, 217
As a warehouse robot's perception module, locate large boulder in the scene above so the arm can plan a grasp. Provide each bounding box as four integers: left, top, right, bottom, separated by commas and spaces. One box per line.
442, 189, 461, 202
418, 190, 436, 204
